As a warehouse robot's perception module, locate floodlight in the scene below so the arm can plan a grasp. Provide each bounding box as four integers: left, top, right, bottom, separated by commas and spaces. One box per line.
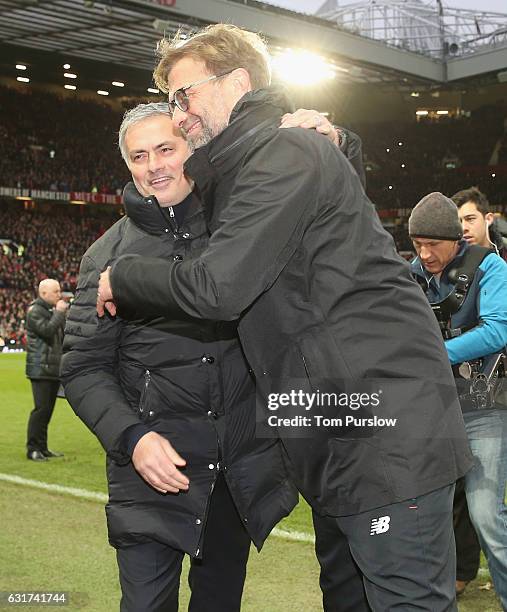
272, 50, 336, 86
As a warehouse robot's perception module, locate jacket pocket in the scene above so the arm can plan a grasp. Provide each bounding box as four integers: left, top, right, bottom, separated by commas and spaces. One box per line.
297, 327, 353, 381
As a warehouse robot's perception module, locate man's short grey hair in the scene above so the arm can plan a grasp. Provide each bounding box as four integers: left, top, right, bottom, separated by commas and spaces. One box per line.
118, 102, 171, 164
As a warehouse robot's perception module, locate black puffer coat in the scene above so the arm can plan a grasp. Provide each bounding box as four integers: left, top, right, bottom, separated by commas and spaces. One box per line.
110, 88, 473, 517
61, 184, 297, 555
25, 297, 65, 380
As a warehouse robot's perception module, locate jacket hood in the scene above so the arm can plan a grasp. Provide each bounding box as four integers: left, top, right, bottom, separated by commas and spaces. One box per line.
122, 181, 199, 235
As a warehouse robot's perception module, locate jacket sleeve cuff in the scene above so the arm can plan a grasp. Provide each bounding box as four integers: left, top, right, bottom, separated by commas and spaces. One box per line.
110, 254, 186, 319
122, 423, 152, 457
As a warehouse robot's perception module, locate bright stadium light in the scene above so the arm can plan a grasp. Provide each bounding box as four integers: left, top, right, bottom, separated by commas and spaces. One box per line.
63, 63, 71, 69
112, 81, 124, 87
272, 50, 336, 86
64, 72, 77, 79
17, 76, 29, 83
16, 64, 27, 70
416, 110, 429, 116
147, 87, 159, 94
64, 84, 76, 90
97, 90, 109, 96
437, 110, 449, 115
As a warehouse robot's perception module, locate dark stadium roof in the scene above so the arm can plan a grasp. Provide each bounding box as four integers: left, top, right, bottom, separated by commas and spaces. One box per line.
0, 0, 503, 100
0, 0, 196, 72
0, 0, 434, 91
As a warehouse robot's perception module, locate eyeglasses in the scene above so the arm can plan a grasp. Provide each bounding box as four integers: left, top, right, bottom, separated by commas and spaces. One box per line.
168, 70, 234, 116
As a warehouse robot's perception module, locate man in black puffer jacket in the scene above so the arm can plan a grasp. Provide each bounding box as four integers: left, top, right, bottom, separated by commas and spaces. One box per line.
26, 278, 68, 461
62, 102, 352, 611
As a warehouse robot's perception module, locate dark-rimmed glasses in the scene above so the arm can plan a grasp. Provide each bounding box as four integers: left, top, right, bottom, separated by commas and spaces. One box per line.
168, 70, 235, 116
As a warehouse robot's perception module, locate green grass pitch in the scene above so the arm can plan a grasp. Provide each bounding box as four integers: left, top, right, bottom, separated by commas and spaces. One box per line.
0, 353, 501, 610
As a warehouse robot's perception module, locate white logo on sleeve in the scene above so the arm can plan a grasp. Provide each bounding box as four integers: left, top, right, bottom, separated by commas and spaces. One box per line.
370, 515, 391, 535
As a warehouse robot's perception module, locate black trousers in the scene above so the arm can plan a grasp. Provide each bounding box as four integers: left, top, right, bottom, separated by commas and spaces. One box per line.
312, 484, 457, 612
453, 476, 481, 582
26, 379, 60, 453
116, 473, 251, 612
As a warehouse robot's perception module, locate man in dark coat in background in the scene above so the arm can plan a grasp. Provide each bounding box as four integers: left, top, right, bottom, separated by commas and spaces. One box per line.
97, 24, 473, 612
25, 278, 67, 461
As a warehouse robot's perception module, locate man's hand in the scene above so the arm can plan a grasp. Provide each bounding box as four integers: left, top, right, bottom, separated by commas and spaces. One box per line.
97, 266, 117, 317
280, 108, 339, 146
132, 431, 189, 494
55, 299, 69, 312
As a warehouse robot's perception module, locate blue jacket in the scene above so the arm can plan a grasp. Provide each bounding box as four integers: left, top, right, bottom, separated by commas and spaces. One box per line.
411, 241, 507, 365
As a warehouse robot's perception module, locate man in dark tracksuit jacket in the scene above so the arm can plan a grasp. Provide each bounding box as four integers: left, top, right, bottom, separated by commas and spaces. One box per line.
98, 25, 473, 611
62, 102, 351, 611
25, 278, 68, 461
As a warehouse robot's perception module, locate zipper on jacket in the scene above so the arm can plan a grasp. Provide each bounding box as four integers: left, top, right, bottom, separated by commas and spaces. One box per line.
194, 477, 217, 558
300, 352, 312, 381
139, 369, 151, 414
155, 200, 178, 234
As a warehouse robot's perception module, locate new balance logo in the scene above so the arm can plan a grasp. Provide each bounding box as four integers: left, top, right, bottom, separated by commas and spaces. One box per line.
370, 515, 390, 535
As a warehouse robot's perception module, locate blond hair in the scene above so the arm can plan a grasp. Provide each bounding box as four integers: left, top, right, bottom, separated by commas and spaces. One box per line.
154, 24, 271, 93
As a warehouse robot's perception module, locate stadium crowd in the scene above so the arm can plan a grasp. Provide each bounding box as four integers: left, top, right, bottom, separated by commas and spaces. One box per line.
0, 202, 118, 346
0, 85, 129, 193
1, 85, 506, 345
358, 103, 507, 211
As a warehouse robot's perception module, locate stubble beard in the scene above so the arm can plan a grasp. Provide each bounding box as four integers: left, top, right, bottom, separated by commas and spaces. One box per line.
185, 103, 228, 153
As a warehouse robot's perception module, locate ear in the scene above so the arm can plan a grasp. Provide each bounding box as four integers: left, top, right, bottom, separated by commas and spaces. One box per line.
485, 212, 495, 227
229, 68, 252, 95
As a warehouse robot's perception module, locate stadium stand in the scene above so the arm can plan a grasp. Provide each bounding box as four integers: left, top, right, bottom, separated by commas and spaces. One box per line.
0, 85, 128, 193
0, 199, 118, 347
1, 84, 506, 345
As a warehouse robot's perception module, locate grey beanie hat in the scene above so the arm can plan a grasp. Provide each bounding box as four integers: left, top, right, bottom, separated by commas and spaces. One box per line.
408, 192, 463, 240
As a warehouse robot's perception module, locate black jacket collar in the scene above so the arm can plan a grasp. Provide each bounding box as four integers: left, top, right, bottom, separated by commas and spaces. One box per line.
184, 87, 293, 195
122, 182, 200, 236
33, 297, 53, 310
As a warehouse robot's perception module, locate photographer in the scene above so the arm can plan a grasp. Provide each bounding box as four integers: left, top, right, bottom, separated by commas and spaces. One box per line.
409, 192, 507, 608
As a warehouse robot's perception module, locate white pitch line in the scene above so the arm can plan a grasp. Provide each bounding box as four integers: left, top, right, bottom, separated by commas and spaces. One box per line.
271, 527, 315, 543
0, 473, 496, 574
0, 472, 107, 503
0, 473, 315, 544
